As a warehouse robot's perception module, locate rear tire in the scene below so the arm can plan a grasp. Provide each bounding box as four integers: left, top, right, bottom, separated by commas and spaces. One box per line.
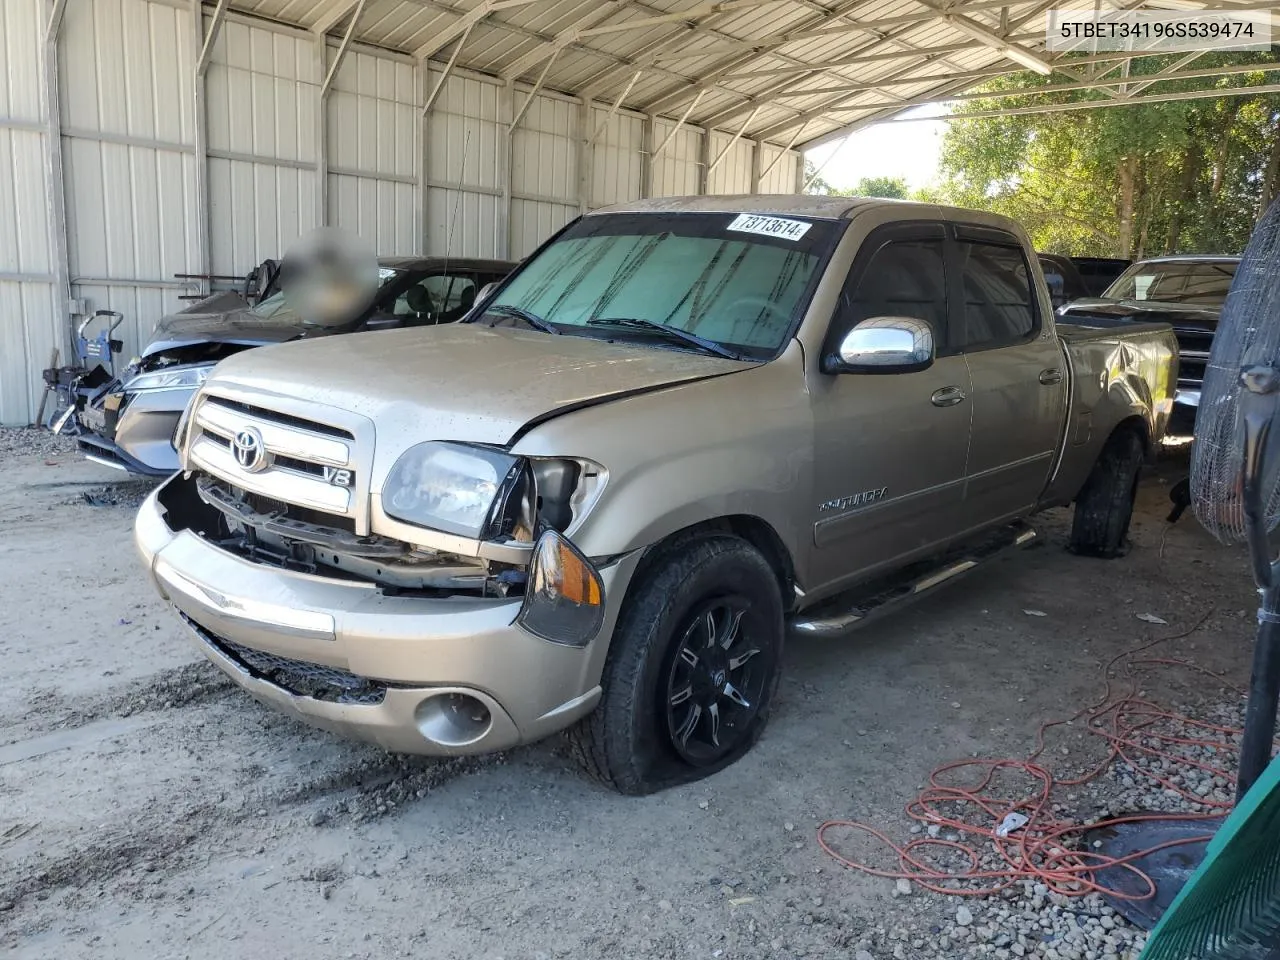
566, 534, 784, 795
1069, 428, 1144, 558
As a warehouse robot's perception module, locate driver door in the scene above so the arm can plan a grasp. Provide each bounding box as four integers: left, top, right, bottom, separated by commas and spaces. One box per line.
807, 223, 973, 594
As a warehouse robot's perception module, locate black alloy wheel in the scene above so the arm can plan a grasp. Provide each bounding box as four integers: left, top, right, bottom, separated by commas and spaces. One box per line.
664, 598, 767, 765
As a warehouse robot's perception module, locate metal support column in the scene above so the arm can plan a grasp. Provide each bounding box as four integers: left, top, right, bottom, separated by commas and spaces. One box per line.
192, 0, 228, 295
578, 98, 593, 214
499, 80, 514, 258
794, 150, 806, 194
41, 0, 72, 351
697, 126, 711, 195
641, 113, 655, 199
416, 58, 427, 253
316, 36, 329, 227
750, 139, 762, 194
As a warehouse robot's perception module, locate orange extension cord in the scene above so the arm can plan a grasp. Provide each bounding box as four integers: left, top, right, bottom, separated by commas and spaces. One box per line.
817, 611, 1261, 900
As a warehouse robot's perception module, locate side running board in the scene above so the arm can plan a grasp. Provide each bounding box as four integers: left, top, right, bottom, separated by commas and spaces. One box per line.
788, 522, 1037, 639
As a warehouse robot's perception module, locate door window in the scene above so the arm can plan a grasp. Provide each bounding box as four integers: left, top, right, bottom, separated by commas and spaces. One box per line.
393, 272, 480, 322
843, 238, 950, 346
956, 242, 1037, 350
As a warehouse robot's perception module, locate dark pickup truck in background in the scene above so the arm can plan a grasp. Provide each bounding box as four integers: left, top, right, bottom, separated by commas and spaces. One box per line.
1057, 255, 1240, 434
1036, 254, 1131, 310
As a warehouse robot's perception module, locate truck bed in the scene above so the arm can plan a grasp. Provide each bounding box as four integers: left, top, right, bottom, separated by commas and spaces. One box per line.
1041, 320, 1178, 508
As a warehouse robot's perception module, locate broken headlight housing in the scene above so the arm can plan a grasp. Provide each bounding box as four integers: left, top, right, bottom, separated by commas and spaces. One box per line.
124, 363, 213, 393
382, 441, 606, 544
384, 442, 523, 539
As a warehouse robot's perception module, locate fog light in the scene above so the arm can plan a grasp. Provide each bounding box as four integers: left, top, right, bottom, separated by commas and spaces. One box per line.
415, 692, 492, 747
517, 530, 605, 646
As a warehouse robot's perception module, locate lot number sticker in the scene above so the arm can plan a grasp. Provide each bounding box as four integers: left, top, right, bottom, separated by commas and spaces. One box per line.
727, 213, 811, 241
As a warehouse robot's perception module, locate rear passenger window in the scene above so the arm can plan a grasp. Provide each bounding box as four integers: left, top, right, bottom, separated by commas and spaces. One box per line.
957, 242, 1036, 349
845, 239, 949, 339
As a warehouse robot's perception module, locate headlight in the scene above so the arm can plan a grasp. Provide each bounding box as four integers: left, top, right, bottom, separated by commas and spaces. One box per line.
517, 530, 605, 646
124, 364, 212, 393
383, 442, 525, 539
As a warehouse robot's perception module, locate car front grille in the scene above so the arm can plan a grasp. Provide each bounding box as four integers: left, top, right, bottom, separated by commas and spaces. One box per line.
184, 614, 386, 706
201, 395, 354, 439
186, 389, 364, 528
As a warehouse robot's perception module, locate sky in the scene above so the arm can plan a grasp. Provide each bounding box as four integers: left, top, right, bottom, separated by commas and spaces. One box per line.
802, 105, 950, 192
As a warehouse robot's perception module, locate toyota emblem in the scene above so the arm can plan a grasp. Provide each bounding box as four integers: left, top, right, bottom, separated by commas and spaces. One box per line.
232, 427, 267, 473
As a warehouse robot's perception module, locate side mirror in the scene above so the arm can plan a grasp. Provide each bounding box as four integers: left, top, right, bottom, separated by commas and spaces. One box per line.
825, 316, 934, 374
476, 282, 499, 302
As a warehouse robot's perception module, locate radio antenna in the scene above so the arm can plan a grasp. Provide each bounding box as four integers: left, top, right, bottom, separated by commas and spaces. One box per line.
440, 128, 471, 296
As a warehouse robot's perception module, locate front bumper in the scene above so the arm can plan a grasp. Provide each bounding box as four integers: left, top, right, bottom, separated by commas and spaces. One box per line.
135, 478, 638, 755
78, 386, 189, 475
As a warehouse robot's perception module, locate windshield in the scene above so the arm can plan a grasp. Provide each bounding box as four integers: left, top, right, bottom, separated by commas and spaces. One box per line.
1103, 260, 1237, 306
248, 268, 404, 326
482, 212, 843, 358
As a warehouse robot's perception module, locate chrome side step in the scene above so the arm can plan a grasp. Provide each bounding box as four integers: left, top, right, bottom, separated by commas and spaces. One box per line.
788, 522, 1037, 639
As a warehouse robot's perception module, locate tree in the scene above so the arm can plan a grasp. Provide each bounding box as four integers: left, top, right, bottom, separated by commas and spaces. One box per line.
852, 176, 908, 199
802, 165, 910, 199
934, 53, 1280, 258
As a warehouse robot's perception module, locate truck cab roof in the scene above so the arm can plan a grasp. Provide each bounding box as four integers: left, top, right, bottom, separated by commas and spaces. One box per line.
591, 194, 1024, 232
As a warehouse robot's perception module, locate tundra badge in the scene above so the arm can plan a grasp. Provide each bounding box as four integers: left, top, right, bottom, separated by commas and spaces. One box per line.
819, 487, 887, 513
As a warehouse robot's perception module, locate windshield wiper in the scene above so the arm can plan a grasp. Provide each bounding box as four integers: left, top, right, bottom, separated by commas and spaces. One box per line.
585, 317, 748, 361
480, 304, 560, 335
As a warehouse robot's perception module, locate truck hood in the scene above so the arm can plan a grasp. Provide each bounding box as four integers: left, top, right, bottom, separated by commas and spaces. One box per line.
207, 322, 751, 447
1059, 297, 1219, 334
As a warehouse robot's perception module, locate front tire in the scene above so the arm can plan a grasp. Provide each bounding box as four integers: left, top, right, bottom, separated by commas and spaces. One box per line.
1069, 428, 1144, 558
567, 534, 784, 794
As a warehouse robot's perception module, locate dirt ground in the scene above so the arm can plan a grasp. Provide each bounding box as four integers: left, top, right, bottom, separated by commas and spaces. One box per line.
0, 431, 1262, 960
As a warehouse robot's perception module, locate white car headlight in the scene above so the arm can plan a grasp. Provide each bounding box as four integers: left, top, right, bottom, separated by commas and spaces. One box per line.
383, 442, 524, 539
125, 364, 213, 393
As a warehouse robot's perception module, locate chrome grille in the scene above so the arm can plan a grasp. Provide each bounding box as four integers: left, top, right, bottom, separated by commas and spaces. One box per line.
202, 395, 353, 439
188, 389, 361, 523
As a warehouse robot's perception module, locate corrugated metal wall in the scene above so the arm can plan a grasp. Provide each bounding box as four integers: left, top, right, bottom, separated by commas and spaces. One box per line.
206, 18, 318, 275
0, 0, 802, 425
60, 0, 200, 362
0, 0, 59, 422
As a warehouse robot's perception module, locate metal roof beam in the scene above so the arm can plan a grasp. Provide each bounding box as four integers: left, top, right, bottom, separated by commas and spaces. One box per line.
864, 80, 1280, 123
756, 124, 805, 181
928, 5, 1053, 75
422, 22, 474, 115
412, 0, 542, 62
577, 0, 792, 39
195, 0, 230, 76
312, 0, 363, 37
320, 0, 368, 96
588, 68, 644, 145
499, 0, 633, 81
753, 59, 1280, 110
651, 89, 706, 159
637, 0, 883, 116
707, 105, 760, 173
44, 0, 68, 43
748, 0, 1063, 142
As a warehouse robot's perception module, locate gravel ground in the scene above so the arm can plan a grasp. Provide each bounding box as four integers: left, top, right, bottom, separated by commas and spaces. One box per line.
0, 433, 1266, 960
0, 425, 78, 460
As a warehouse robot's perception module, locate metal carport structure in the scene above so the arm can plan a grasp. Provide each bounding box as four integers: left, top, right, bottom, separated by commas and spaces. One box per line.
0, 0, 1274, 424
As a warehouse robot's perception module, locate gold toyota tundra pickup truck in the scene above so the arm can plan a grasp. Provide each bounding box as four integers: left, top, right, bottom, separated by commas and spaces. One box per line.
135, 196, 1177, 793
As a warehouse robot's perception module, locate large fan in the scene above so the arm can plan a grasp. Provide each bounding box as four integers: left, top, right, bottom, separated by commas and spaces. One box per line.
1138, 198, 1280, 957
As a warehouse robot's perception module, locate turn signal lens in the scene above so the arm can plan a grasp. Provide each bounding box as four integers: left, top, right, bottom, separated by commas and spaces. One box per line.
517, 531, 605, 646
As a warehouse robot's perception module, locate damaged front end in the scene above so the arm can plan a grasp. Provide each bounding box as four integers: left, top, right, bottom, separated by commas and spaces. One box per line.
159, 419, 610, 646
78, 341, 253, 475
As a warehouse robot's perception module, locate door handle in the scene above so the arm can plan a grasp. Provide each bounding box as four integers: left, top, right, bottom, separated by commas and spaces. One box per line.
1039, 368, 1063, 385
930, 385, 966, 407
